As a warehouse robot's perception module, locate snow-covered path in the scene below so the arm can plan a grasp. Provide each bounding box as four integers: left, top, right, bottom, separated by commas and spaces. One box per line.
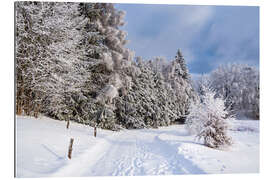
16, 116, 259, 177
53, 128, 204, 177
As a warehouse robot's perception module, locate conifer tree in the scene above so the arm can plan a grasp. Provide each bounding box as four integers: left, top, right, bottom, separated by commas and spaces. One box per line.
175, 49, 189, 80
162, 50, 198, 123
186, 85, 233, 148
16, 1, 53, 116
16, 2, 199, 130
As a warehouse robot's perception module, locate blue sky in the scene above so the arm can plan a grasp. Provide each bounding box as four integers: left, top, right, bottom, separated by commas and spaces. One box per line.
115, 4, 259, 74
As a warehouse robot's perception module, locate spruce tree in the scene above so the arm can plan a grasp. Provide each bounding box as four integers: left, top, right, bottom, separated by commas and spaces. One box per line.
186, 85, 232, 148
15, 2, 199, 130
162, 50, 198, 123
174, 49, 189, 80
16, 1, 53, 116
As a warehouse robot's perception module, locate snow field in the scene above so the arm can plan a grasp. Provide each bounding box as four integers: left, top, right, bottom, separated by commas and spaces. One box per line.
16, 116, 259, 177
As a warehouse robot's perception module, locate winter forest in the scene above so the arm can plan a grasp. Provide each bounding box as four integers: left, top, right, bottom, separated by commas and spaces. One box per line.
15, 1, 260, 177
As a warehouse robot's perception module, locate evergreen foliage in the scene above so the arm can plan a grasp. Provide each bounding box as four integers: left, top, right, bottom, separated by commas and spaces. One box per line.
186, 85, 233, 148
15, 1, 198, 130
175, 49, 189, 80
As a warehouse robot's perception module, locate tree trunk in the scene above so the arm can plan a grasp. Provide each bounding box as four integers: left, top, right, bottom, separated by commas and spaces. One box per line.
16, 86, 23, 115
17, 99, 22, 115
34, 103, 40, 118
24, 98, 30, 116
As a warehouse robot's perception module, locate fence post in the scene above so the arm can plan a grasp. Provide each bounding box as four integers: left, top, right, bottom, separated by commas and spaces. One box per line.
68, 138, 74, 159
66, 120, 70, 129
94, 126, 97, 137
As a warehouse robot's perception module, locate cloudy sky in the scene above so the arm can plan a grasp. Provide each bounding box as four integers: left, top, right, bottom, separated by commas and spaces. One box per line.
115, 4, 259, 74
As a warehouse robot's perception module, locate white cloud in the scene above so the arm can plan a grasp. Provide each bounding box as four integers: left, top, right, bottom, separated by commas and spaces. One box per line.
127, 5, 214, 61
120, 4, 259, 73
178, 6, 214, 28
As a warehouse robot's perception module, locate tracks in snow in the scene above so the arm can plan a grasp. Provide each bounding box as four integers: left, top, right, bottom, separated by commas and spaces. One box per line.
51, 129, 205, 177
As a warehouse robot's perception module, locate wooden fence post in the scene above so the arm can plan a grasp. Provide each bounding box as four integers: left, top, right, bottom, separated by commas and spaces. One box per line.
66, 120, 70, 129
68, 138, 74, 159
94, 126, 97, 137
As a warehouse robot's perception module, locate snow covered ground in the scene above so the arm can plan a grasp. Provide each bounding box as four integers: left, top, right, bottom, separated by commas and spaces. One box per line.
15, 116, 259, 178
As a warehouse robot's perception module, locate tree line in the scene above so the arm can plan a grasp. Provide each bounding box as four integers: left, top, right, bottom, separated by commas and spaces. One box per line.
194, 64, 259, 120
15, 1, 197, 130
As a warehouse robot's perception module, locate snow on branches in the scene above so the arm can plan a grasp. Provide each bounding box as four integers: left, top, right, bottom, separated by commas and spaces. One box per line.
210, 64, 259, 119
186, 85, 233, 149
16, 2, 198, 130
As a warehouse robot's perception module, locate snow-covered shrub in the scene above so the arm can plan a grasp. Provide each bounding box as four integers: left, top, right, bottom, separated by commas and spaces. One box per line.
186, 86, 233, 148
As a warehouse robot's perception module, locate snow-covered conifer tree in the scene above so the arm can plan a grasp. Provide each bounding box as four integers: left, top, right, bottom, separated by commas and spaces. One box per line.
186, 85, 233, 148
16, 2, 39, 114
16, 2, 199, 130
175, 49, 189, 80
163, 50, 198, 122
16, 2, 92, 120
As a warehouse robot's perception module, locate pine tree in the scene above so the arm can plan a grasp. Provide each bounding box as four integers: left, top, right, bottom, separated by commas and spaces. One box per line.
186, 85, 233, 149
175, 49, 189, 80
77, 3, 107, 60
16, 2, 93, 121
162, 50, 198, 123
15, 1, 53, 116
40, 2, 88, 120
15, 2, 199, 131
114, 53, 197, 129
